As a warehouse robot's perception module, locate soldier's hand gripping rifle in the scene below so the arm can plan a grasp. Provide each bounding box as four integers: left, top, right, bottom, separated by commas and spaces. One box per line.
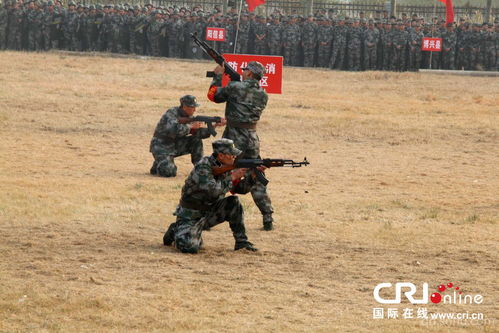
178, 116, 224, 137
190, 33, 241, 82
213, 158, 310, 186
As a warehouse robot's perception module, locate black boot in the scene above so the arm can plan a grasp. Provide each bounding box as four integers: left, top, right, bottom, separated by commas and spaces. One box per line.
163, 223, 176, 246
150, 161, 157, 175
263, 214, 273, 231
234, 241, 258, 252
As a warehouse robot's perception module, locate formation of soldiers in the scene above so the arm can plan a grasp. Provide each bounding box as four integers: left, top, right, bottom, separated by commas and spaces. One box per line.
1, 0, 498, 71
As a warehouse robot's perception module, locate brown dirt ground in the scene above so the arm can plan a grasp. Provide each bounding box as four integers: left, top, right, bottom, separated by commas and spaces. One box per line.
0, 51, 498, 332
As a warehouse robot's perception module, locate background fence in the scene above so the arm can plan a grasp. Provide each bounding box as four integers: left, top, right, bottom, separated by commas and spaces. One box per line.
76, 0, 498, 22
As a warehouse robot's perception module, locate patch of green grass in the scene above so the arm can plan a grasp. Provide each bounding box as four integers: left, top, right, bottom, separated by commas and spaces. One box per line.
421, 208, 439, 220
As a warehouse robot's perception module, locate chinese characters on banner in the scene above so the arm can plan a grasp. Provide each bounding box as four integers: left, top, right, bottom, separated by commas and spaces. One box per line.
221, 54, 283, 94
205, 27, 226, 42
421, 37, 442, 52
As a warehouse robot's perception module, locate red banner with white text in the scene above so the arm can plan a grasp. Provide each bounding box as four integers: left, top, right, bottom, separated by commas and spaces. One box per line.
222, 54, 283, 94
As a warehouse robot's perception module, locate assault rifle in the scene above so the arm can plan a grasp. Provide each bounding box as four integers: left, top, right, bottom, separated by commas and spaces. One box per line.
190, 32, 241, 82
178, 116, 223, 137
213, 158, 310, 186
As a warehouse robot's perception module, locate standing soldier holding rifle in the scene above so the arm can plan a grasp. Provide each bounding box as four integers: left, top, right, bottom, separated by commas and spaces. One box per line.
204, 54, 275, 231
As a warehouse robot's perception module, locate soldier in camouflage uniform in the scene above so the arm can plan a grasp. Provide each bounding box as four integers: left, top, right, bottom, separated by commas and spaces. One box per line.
381, 22, 393, 70
282, 16, 301, 66
363, 20, 378, 70
266, 15, 282, 56
467, 23, 482, 70
147, 10, 162, 57
301, 15, 318, 67
408, 23, 424, 71
166, 10, 183, 58
163, 138, 258, 253
26, 0, 42, 51
235, 13, 250, 54
63, 2, 78, 50
253, 15, 267, 55
392, 21, 408, 71
481, 23, 496, 71
207, 61, 275, 231
316, 17, 332, 68
346, 20, 362, 71
441, 23, 457, 70
0, 1, 8, 49
330, 17, 347, 70
150, 95, 221, 178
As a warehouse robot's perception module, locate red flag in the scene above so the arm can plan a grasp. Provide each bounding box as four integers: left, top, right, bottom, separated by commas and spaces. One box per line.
246, 0, 265, 12
437, 0, 454, 24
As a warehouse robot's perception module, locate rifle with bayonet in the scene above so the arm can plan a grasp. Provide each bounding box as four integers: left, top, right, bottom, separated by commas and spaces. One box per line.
213, 158, 310, 186
178, 116, 224, 137
190, 32, 241, 82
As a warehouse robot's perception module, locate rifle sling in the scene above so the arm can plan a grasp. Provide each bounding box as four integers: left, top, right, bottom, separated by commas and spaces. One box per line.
227, 120, 257, 130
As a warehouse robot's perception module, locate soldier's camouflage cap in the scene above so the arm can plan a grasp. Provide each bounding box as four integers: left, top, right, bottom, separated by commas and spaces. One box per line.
242, 61, 265, 79
212, 139, 241, 156
180, 95, 200, 107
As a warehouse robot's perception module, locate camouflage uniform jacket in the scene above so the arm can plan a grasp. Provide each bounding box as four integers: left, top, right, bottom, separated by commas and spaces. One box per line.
152, 106, 210, 143
442, 30, 457, 50
210, 75, 268, 124
177, 155, 255, 216
266, 23, 282, 44
317, 24, 332, 44
301, 21, 318, 46
363, 27, 379, 48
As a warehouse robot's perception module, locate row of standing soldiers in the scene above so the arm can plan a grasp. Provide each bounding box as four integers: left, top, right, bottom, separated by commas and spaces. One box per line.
1, 1, 498, 71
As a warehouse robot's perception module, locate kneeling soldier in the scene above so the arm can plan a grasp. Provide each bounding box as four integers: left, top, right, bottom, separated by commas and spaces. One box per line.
149, 95, 223, 177
163, 138, 258, 253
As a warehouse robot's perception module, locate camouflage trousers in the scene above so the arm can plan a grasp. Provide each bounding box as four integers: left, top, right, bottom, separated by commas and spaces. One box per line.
0, 27, 6, 49
481, 47, 496, 71
223, 126, 273, 218
329, 42, 346, 69
283, 44, 299, 66
268, 43, 281, 56
303, 43, 316, 67
408, 47, 422, 71
168, 196, 249, 253
316, 43, 331, 68
168, 40, 182, 58
347, 42, 361, 71
391, 46, 406, 71
149, 135, 203, 177
441, 49, 456, 70
254, 41, 267, 55
363, 46, 377, 70
28, 28, 42, 51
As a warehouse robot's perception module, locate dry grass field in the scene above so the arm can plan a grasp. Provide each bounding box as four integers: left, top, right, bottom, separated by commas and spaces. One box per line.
0, 51, 498, 332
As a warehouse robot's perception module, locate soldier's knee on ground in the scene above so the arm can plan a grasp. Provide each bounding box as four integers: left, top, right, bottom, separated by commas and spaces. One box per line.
175, 238, 201, 254
156, 158, 177, 177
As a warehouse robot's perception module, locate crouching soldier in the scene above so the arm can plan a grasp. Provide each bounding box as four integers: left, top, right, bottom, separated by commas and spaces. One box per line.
163, 138, 258, 253
149, 95, 225, 177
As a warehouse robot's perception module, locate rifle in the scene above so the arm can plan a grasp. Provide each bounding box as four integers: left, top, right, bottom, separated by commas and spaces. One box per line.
213, 158, 310, 186
190, 32, 241, 82
178, 116, 223, 137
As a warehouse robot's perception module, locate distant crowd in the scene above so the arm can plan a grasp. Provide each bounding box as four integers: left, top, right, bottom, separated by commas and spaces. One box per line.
0, 0, 498, 71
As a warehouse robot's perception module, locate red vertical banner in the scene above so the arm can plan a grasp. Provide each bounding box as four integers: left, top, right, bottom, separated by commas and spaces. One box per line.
221, 54, 283, 94
437, 0, 454, 24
